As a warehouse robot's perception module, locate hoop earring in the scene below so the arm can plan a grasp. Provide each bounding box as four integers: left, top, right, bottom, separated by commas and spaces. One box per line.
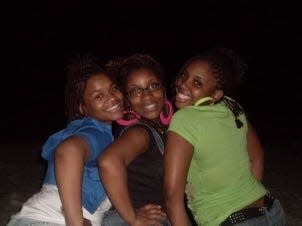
116, 109, 141, 126
160, 99, 174, 125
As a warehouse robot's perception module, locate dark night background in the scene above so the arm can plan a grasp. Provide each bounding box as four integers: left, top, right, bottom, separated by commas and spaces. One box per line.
1, 1, 302, 224
0, 1, 300, 153
2, 2, 301, 158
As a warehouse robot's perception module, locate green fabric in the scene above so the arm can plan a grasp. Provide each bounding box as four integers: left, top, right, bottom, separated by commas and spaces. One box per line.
168, 100, 267, 226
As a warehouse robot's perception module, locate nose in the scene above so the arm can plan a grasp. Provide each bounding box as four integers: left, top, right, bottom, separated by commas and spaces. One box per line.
140, 89, 154, 101
107, 92, 121, 104
176, 77, 188, 89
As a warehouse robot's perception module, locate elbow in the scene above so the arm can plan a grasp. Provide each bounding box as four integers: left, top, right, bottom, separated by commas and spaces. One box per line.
97, 154, 112, 175
164, 186, 178, 210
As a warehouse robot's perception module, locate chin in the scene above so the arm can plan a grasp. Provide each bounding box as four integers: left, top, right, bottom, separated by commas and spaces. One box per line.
142, 112, 161, 121
111, 112, 124, 121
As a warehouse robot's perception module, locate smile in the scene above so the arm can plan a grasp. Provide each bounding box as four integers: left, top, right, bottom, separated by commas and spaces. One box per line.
176, 92, 191, 102
106, 103, 122, 112
144, 104, 157, 110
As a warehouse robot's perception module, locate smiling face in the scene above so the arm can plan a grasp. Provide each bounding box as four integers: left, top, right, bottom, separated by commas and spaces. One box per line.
80, 73, 124, 124
125, 68, 164, 120
175, 59, 223, 109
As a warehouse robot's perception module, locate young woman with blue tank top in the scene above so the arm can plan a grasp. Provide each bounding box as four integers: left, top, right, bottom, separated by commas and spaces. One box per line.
163, 47, 287, 226
7, 56, 124, 226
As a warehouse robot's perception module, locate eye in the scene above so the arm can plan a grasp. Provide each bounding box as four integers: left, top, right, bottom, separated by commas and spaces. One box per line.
193, 79, 202, 87
110, 84, 119, 93
179, 73, 186, 78
95, 93, 104, 100
149, 82, 162, 91
128, 87, 143, 97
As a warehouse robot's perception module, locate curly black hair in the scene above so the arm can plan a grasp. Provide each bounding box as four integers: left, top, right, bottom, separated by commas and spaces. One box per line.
64, 54, 106, 122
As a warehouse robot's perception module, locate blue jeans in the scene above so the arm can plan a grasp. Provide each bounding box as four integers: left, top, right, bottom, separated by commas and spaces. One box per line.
101, 209, 171, 226
230, 199, 287, 226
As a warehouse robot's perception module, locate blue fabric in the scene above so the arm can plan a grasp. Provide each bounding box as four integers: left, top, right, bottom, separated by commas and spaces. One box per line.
41, 117, 113, 214
101, 209, 171, 226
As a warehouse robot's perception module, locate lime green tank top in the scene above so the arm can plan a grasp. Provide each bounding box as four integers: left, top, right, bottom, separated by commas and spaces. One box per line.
168, 100, 267, 226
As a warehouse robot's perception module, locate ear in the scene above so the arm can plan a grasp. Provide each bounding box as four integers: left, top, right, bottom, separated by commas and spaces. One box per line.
212, 89, 224, 102
79, 103, 86, 116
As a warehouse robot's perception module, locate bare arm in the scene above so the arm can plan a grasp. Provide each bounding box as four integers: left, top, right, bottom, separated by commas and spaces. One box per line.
163, 131, 193, 226
247, 122, 264, 181
55, 136, 90, 226
98, 127, 165, 226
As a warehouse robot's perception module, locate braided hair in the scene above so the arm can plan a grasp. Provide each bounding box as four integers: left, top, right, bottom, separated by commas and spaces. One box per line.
64, 55, 105, 122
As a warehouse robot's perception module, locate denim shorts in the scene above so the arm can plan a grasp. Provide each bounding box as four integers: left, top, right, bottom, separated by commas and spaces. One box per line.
101, 208, 171, 226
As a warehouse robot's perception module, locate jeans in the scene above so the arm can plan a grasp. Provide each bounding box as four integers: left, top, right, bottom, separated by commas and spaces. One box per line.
7, 217, 64, 226
101, 209, 171, 226
231, 199, 287, 226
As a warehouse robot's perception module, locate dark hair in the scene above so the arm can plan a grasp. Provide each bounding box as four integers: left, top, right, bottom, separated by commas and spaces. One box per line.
64, 55, 106, 122
179, 46, 247, 96
107, 54, 165, 94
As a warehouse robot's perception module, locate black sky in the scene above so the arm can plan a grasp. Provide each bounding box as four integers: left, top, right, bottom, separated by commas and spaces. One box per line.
2, 1, 301, 144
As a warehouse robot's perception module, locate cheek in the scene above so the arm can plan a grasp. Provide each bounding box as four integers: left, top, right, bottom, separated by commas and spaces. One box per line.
191, 89, 206, 100
116, 91, 123, 99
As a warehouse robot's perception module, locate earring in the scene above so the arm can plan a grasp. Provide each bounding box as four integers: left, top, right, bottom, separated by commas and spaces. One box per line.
160, 99, 174, 125
116, 109, 141, 126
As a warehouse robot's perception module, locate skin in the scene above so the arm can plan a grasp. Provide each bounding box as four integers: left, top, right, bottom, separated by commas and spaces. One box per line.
163, 60, 265, 225
98, 68, 167, 226
55, 74, 124, 226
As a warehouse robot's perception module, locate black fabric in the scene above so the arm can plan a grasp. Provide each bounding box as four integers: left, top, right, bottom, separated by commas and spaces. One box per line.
220, 195, 275, 226
112, 120, 166, 209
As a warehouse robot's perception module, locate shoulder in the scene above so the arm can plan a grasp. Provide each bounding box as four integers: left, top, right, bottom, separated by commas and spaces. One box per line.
170, 106, 203, 127
120, 123, 151, 140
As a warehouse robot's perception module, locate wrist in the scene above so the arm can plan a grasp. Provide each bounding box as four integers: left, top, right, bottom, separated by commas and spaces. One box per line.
125, 211, 137, 226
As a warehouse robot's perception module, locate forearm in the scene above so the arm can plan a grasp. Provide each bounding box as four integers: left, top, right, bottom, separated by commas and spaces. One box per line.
55, 139, 88, 226
247, 122, 264, 182
99, 158, 136, 225
165, 196, 190, 226
250, 157, 264, 181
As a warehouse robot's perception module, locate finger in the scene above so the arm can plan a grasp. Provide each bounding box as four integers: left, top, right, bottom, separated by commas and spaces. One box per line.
137, 211, 166, 221
141, 204, 162, 210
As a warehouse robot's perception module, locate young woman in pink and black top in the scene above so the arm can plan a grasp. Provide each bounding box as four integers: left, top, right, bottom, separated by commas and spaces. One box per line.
99, 54, 174, 226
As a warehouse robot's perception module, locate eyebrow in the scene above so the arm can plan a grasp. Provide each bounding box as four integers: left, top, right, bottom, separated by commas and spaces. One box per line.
128, 79, 160, 88
88, 89, 103, 96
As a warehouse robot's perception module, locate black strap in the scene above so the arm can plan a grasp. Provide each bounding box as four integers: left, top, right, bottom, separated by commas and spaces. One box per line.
119, 120, 166, 155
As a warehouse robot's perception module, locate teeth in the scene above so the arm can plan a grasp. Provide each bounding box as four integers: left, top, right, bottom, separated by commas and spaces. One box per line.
107, 103, 121, 112
145, 104, 156, 109
177, 93, 190, 100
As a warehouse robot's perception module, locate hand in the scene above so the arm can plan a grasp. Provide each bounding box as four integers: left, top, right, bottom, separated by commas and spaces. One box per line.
130, 204, 167, 226
83, 218, 92, 226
